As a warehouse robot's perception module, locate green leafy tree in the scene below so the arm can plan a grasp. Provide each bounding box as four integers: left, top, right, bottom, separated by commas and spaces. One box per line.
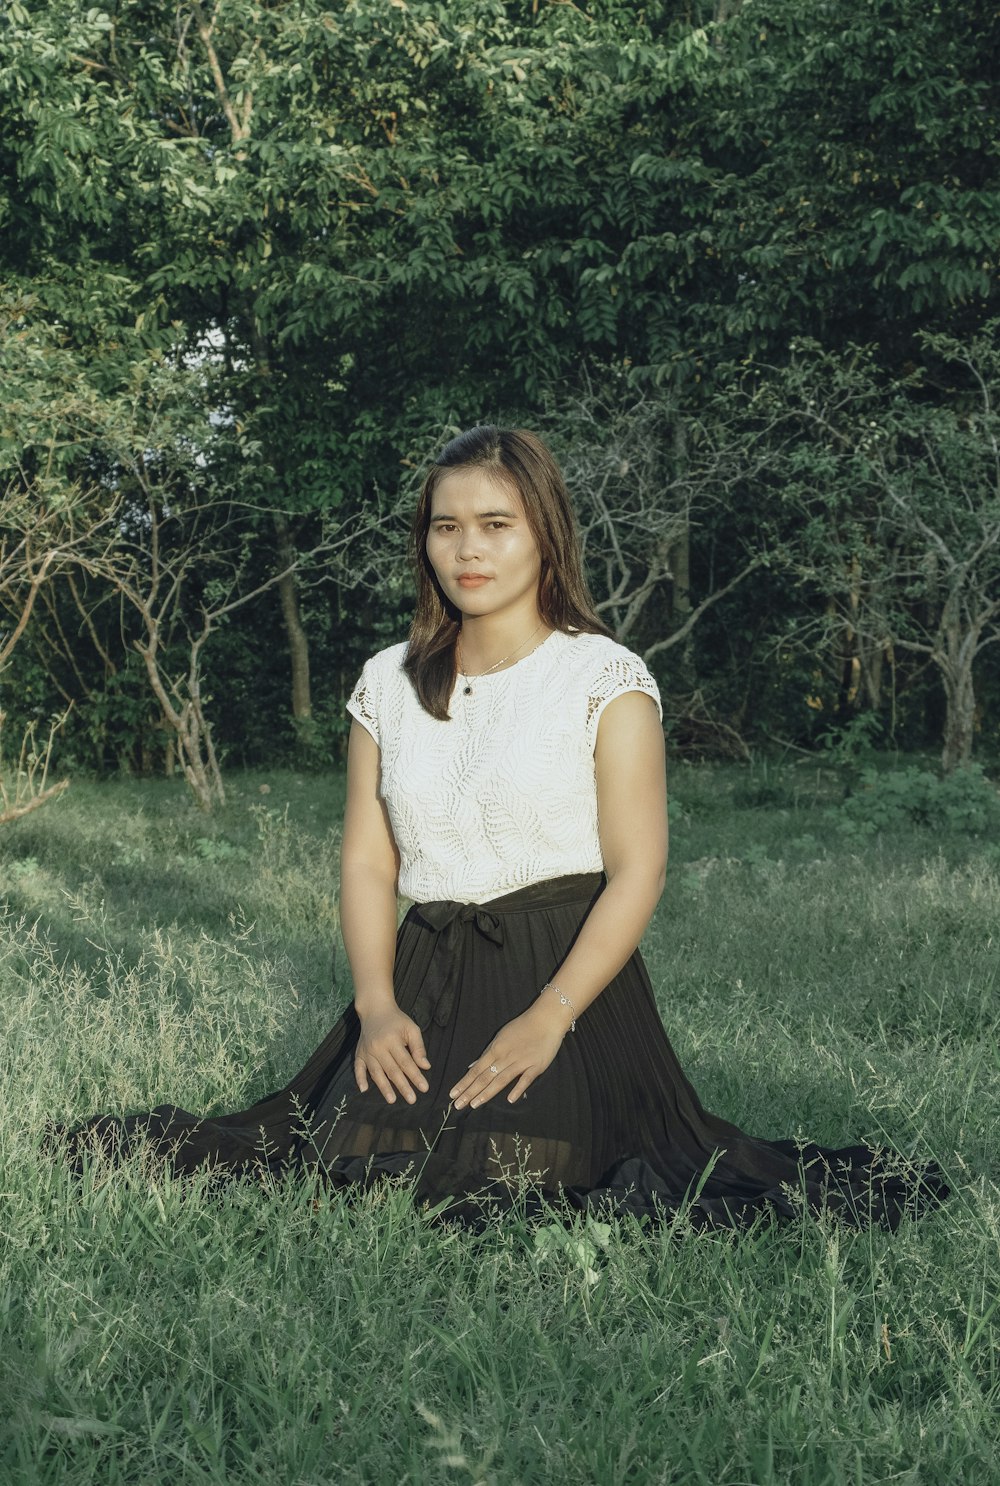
2, 0, 998, 769
752, 328, 1000, 770
0, 297, 118, 818
622, 0, 999, 370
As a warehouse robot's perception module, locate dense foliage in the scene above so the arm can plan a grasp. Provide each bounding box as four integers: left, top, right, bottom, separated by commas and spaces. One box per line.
1, 0, 998, 792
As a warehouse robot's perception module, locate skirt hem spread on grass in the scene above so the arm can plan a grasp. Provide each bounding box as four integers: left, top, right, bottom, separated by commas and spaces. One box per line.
60, 874, 948, 1230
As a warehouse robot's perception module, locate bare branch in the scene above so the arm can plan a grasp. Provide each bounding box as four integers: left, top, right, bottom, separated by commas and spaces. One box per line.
189, 0, 250, 147
642, 556, 766, 661
0, 710, 71, 826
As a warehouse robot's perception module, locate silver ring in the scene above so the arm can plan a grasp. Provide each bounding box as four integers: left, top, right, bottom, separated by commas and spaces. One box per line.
489, 1064, 499, 1075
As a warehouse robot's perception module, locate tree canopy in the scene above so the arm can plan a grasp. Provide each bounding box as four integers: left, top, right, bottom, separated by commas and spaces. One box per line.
1, 0, 998, 791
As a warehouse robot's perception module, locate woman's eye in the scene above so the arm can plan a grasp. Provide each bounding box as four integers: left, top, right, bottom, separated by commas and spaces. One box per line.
487, 521, 509, 530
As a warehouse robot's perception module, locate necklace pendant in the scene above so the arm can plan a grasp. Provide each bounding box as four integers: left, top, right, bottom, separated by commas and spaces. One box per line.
463, 684, 473, 696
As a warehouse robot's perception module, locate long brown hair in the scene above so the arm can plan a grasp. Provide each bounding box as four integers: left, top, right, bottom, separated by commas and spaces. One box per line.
403, 426, 610, 719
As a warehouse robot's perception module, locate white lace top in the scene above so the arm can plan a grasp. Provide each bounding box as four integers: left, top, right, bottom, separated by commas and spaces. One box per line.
346, 630, 661, 905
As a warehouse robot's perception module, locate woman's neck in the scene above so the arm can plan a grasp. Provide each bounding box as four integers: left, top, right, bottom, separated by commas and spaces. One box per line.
457, 612, 551, 675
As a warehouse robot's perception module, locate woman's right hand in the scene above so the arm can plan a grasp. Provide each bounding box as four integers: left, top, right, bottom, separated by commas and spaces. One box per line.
354, 1005, 431, 1104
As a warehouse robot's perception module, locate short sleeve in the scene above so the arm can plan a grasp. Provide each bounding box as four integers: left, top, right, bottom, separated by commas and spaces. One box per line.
585, 651, 662, 749
346, 657, 380, 746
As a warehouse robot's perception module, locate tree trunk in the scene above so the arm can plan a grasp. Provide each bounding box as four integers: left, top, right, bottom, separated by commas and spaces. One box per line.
274, 513, 312, 720
669, 417, 691, 625
669, 529, 691, 623
940, 662, 976, 773
136, 633, 225, 810
860, 640, 884, 712
250, 314, 313, 724
937, 607, 982, 772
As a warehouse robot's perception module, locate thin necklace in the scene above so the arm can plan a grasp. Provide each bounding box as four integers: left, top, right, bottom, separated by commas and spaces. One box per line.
456, 622, 545, 696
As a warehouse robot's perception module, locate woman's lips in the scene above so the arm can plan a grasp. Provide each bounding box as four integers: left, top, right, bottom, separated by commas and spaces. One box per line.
457, 575, 491, 587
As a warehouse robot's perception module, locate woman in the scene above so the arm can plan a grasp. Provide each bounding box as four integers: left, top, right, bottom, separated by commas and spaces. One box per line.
66, 427, 945, 1228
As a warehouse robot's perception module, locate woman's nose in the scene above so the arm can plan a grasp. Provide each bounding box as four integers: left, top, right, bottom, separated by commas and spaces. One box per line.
456, 530, 483, 561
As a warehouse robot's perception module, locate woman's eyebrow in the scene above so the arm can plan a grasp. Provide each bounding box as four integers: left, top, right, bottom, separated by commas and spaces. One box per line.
430, 508, 519, 522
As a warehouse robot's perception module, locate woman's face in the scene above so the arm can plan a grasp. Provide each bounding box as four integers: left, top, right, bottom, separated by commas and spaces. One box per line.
426, 467, 543, 624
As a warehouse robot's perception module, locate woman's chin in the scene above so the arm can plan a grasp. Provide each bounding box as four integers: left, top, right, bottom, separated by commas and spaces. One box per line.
453, 592, 498, 617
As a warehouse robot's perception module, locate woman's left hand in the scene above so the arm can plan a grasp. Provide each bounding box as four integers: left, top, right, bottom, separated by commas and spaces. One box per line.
449, 1001, 571, 1109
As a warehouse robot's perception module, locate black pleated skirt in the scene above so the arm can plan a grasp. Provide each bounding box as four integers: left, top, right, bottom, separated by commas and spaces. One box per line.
62, 874, 947, 1228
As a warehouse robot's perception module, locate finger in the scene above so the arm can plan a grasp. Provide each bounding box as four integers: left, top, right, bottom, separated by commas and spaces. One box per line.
506, 1072, 534, 1104
455, 1061, 515, 1110
449, 1061, 493, 1104
404, 1027, 431, 1070
449, 1047, 499, 1102
395, 1045, 429, 1094
367, 1063, 398, 1104
469, 1064, 520, 1108
381, 1056, 420, 1105
354, 1058, 369, 1094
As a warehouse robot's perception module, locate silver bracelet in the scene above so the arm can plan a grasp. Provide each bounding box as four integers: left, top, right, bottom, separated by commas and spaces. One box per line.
540, 982, 577, 1032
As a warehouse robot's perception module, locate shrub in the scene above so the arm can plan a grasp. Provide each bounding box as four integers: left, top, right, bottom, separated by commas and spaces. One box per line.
834, 764, 1000, 836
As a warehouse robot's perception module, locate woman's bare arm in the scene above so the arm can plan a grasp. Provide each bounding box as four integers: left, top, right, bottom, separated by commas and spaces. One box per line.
340, 721, 429, 1103
451, 690, 667, 1108
535, 689, 668, 1024
340, 721, 400, 1017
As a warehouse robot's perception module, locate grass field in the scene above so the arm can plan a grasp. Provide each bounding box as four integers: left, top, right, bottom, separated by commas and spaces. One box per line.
1, 763, 997, 1485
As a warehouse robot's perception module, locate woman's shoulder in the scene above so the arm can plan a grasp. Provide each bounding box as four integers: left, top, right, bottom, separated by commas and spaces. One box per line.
554, 630, 650, 674
549, 631, 662, 722
347, 641, 411, 744
358, 640, 410, 680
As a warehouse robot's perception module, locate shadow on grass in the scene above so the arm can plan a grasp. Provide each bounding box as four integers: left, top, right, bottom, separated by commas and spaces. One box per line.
0, 772, 345, 1004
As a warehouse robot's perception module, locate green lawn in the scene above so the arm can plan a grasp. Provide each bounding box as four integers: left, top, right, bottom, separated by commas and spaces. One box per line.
1, 765, 997, 1485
